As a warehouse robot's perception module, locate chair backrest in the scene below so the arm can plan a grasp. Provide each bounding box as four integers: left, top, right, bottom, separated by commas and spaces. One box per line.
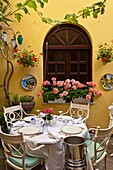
88, 124, 113, 165
69, 101, 90, 123
3, 103, 26, 127
0, 130, 26, 170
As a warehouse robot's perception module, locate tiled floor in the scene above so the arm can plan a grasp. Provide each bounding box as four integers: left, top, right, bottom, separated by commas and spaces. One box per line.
96, 134, 113, 170
0, 136, 113, 170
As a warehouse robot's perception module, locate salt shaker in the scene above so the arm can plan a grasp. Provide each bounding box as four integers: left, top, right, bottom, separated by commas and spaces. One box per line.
31, 117, 36, 124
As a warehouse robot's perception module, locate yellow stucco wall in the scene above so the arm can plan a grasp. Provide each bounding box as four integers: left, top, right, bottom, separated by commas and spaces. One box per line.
1, 0, 113, 128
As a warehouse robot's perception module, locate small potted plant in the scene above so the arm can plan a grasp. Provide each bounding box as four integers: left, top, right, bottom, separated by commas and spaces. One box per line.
97, 40, 113, 64
11, 94, 35, 113
41, 108, 54, 124
13, 48, 40, 67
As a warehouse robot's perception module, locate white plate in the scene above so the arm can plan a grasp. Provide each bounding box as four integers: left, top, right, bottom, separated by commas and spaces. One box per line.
18, 126, 41, 135
60, 125, 82, 134
58, 115, 73, 121
23, 116, 36, 122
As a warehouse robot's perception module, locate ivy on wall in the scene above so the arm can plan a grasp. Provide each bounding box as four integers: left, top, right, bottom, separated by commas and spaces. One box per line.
0, 0, 107, 26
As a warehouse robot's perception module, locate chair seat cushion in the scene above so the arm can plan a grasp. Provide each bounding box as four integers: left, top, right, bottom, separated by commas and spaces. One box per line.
85, 139, 104, 161
9, 149, 42, 169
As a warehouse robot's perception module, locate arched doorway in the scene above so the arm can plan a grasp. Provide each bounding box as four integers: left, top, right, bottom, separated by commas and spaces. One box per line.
43, 23, 92, 83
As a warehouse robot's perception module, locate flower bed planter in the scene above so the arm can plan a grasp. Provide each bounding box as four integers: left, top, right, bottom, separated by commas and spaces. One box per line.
72, 98, 90, 104
21, 101, 35, 113
48, 98, 66, 103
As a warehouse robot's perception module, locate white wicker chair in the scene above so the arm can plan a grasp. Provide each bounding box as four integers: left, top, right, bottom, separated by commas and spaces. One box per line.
0, 128, 45, 170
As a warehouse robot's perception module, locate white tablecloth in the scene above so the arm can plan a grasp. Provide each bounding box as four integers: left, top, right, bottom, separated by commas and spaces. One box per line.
10, 117, 90, 170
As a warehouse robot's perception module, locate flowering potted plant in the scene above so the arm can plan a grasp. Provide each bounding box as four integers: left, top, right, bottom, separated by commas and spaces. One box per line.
37, 77, 103, 103
41, 108, 54, 123
13, 48, 40, 67
97, 40, 113, 64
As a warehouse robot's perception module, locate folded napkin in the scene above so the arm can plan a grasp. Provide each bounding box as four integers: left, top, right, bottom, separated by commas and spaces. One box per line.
39, 112, 46, 118
12, 120, 25, 127
47, 127, 63, 142
86, 147, 93, 170
74, 117, 82, 124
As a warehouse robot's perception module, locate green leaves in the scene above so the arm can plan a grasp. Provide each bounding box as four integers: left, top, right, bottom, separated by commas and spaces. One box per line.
14, 13, 23, 23
79, 8, 90, 19
24, 0, 37, 11
36, 0, 47, 8
0, 0, 107, 26
65, 0, 106, 23
64, 13, 78, 23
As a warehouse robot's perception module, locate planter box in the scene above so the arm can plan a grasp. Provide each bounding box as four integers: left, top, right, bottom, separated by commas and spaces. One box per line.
48, 98, 66, 103
21, 102, 35, 113
72, 98, 90, 104
12, 102, 35, 113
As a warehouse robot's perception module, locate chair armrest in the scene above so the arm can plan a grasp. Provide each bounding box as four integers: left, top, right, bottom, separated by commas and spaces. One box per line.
24, 114, 35, 117
59, 108, 70, 116
26, 144, 45, 151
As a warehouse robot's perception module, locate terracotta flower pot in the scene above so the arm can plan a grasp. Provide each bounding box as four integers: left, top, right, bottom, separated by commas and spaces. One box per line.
101, 58, 107, 65
21, 101, 35, 113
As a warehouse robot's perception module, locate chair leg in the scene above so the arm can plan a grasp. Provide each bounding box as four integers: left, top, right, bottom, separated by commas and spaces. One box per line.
104, 155, 107, 170
93, 162, 97, 170
5, 161, 8, 170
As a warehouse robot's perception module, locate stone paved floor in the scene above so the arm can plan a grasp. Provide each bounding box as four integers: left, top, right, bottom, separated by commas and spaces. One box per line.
0, 136, 113, 170
96, 135, 113, 170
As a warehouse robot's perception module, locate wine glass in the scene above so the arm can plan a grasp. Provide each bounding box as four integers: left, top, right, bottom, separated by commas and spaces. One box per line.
58, 110, 63, 115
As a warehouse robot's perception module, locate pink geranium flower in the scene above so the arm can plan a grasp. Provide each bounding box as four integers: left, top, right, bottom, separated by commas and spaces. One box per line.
42, 80, 50, 86
53, 88, 58, 94
37, 77, 103, 102
37, 90, 43, 97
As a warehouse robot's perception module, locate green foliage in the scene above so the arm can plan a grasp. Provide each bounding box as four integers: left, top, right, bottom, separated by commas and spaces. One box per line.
64, 13, 78, 24
13, 49, 40, 67
0, 111, 9, 133
0, 0, 48, 24
64, 0, 106, 23
0, 0, 107, 26
12, 94, 19, 104
20, 95, 34, 102
11, 94, 34, 103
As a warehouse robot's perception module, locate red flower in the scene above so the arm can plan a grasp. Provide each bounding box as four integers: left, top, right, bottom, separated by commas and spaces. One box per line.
32, 56, 37, 62
42, 108, 55, 114
102, 57, 107, 61
13, 49, 40, 67
14, 48, 18, 53
22, 53, 26, 57
17, 61, 22, 65
31, 64, 35, 67
23, 56, 26, 60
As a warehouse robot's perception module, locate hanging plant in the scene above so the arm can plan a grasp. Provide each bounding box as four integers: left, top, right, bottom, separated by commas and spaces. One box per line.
97, 40, 113, 64
13, 48, 40, 67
